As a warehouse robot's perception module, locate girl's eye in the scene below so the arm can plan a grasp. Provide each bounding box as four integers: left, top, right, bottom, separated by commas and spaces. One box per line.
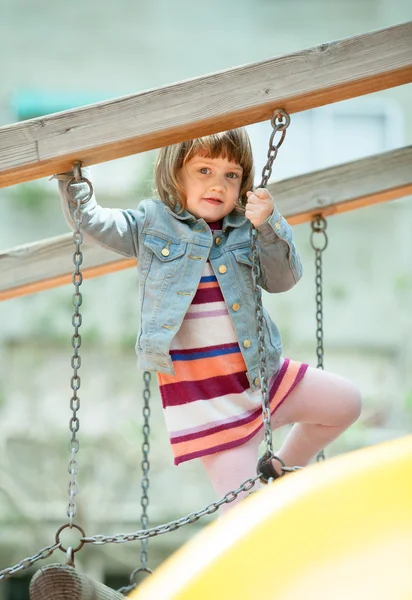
227, 172, 239, 179
199, 167, 210, 174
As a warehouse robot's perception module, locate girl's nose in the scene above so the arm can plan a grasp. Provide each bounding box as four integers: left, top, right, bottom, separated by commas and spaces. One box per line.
210, 175, 226, 192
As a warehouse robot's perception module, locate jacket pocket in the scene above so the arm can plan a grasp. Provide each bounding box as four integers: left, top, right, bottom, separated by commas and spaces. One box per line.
143, 234, 187, 282
234, 245, 265, 285
232, 247, 254, 267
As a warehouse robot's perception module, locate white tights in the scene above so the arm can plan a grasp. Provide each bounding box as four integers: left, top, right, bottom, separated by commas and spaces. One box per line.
199, 365, 362, 511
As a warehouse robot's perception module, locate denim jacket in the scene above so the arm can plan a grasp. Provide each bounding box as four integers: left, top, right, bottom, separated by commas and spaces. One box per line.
57, 172, 302, 391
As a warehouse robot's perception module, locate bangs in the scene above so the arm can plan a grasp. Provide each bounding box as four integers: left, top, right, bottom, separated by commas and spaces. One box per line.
183, 130, 250, 170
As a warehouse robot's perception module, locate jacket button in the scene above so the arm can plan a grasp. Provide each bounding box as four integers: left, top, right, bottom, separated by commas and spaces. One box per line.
275, 221, 281, 231
215, 237, 222, 245
254, 377, 260, 386
218, 265, 227, 274
231, 303, 240, 311
161, 247, 170, 256
243, 339, 251, 348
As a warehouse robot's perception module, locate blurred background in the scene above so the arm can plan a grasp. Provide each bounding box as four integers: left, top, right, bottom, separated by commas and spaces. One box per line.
1, 0, 411, 597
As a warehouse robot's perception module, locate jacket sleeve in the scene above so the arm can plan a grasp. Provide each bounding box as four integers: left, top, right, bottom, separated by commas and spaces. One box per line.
55, 169, 144, 259
255, 206, 303, 293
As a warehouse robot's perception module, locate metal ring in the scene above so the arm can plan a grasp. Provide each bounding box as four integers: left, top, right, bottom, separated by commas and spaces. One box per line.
66, 176, 93, 205
311, 215, 327, 233
310, 215, 328, 251
271, 108, 291, 131
129, 567, 153, 586
273, 454, 287, 469
55, 523, 86, 554
257, 451, 287, 483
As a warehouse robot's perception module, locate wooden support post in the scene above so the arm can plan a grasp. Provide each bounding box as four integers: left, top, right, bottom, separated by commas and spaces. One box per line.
0, 22, 411, 188
29, 564, 125, 600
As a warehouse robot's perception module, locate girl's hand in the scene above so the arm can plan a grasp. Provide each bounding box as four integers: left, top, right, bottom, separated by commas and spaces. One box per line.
245, 188, 275, 227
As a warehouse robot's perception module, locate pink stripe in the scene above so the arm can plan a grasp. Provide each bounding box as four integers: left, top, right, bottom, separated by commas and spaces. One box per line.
185, 309, 228, 320
170, 342, 238, 357
171, 407, 259, 442
192, 287, 224, 305
174, 428, 259, 465
170, 370, 281, 442
268, 357, 289, 396
169, 405, 259, 439
271, 362, 308, 414
161, 371, 250, 406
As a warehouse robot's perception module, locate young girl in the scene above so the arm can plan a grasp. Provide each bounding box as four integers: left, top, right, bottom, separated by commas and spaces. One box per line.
56, 128, 362, 509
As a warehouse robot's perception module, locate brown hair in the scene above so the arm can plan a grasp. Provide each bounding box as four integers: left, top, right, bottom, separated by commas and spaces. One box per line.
154, 128, 254, 212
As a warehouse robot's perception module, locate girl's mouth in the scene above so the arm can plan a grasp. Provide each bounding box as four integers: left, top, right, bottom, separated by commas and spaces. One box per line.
203, 198, 222, 205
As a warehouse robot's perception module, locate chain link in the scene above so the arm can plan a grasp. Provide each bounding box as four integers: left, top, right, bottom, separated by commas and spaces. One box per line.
118, 371, 153, 594
251, 109, 291, 458
66, 168, 85, 524
80, 474, 260, 545
310, 215, 328, 462
0, 543, 60, 581
65, 165, 93, 518
140, 370, 151, 569
259, 109, 291, 188
118, 568, 152, 595
0, 474, 260, 577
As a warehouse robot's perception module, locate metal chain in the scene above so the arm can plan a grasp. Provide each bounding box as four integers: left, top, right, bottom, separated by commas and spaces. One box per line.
140, 371, 151, 569
0, 166, 93, 581
80, 474, 260, 545
310, 215, 328, 462
0, 474, 260, 577
0, 543, 60, 581
118, 370, 153, 595
66, 163, 94, 524
251, 108, 291, 457
67, 177, 83, 524
259, 110, 290, 189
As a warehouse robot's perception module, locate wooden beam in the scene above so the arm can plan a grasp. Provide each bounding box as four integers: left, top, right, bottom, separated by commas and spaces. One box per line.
1, 146, 411, 301
272, 145, 412, 225
1, 22, 411, 188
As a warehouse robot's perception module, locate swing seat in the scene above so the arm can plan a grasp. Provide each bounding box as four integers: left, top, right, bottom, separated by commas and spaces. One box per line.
29, 563, 125, 600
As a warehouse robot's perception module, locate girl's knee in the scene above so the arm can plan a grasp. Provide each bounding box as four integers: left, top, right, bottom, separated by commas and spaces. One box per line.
320, 372, 362, 428
341, 379, 362, 426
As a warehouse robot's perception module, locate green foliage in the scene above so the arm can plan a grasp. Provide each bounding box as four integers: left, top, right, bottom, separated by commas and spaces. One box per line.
404, 390, 412, 410
0, 388, 5, 408
8, 181, 55, 214
329, 284, 347, 301
394, 274, 412, 291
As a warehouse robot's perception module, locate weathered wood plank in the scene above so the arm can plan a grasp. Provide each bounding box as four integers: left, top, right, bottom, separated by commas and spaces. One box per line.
0, 22, 411, 188
273, 146, 412, 224
1, 146, 411, 301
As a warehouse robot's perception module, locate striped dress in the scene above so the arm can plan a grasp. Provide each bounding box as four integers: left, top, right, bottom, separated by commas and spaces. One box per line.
157, 223, 308, 465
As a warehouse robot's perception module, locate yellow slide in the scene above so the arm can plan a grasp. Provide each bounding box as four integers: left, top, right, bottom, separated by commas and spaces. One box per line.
130, 436, 412, 600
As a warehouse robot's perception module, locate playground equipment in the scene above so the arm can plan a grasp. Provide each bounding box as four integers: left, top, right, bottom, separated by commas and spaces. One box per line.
0, 19, 411, 600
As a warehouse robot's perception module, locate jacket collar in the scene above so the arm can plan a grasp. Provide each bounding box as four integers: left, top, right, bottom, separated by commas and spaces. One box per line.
164, 205, 196, 222
223, 209, 248, 230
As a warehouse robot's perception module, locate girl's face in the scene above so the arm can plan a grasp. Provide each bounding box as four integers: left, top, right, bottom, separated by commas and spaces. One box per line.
179, 154, 243, 222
